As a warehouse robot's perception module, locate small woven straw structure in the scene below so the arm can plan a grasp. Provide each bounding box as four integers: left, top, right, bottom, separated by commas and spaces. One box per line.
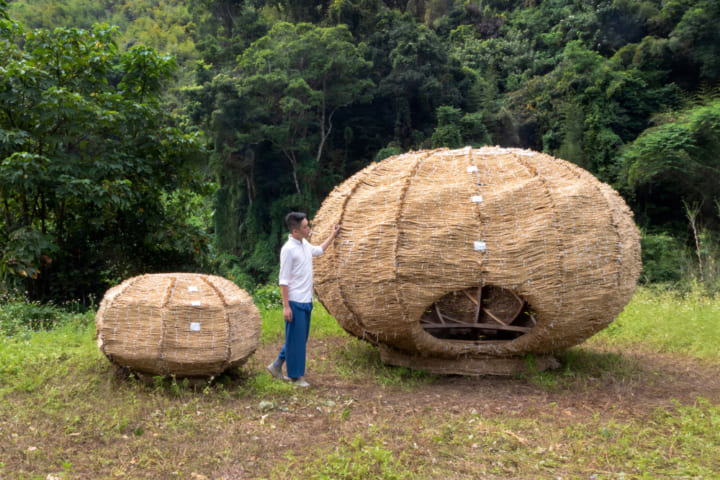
95, 273, 261, 377
311, 147, 641, 375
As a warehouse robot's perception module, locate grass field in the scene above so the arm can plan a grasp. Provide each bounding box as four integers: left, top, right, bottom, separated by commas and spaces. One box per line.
1, 287, 719, 479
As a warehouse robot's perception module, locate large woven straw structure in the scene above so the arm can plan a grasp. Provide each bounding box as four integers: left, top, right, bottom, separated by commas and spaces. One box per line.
95, 273, 261, 377
311, 147, 641, 375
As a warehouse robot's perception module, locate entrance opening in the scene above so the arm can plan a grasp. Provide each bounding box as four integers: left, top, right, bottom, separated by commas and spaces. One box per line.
420, 285, 537, 341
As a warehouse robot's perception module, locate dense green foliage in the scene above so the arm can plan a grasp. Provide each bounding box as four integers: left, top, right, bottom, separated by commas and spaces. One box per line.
622, 98, 720, 230
2, 0, 720, 297
0, 14, 209, 300
188, 0, 720, 291
7, 0, 198, 69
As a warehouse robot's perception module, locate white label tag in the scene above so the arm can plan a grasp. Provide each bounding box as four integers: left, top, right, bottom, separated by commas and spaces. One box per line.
466, 166, 478, 173
474, 241, 487, 252
188, 286, 199, 292
191, 300, 201, 306
190, 322, 201, 331
471, 195, 483, 203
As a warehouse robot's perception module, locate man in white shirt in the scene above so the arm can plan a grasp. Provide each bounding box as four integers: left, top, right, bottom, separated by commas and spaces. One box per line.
267, 212, 340, 387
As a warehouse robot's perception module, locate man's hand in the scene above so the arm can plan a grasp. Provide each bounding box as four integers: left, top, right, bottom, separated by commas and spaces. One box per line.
281, 285, 291, 322
320, 224, 342, 251
283, 305, 293, 322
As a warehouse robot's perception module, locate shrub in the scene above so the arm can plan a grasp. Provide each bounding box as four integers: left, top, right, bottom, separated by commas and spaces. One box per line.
253, 284, 282, 310
640, 232, 689, 284
0, 298, 67, 335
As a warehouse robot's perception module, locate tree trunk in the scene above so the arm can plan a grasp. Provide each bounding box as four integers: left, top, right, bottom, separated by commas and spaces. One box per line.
684, 200, 704, 281
315, 80, 335, 164
289, 154, 301, 196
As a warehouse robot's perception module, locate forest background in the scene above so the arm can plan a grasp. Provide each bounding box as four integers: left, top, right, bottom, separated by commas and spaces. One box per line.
1, 0, 720, 304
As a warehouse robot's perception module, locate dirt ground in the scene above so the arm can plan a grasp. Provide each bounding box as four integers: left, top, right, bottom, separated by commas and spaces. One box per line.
211, 337, 720, 479
265, 336, 720, 414
4, 334, 718, 479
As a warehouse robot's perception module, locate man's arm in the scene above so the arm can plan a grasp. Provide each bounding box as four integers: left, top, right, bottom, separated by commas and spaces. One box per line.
279, 245, 293, 322
281, 284, 292, 322
319, 224, 341, 252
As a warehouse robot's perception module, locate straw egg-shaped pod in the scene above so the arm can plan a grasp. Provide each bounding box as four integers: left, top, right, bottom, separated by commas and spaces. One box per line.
95, 273, 261, 378
311, 147, 641, 375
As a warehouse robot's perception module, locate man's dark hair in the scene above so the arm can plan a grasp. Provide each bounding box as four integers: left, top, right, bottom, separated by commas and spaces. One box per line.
285, 211, 307, 232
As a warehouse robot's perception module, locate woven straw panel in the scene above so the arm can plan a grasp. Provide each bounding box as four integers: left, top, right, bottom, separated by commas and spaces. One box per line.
311, 147, 641, 371
95, 273, 261, 377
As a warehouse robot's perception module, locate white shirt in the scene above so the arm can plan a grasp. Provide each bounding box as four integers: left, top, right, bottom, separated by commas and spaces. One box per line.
278, 235, 324, 303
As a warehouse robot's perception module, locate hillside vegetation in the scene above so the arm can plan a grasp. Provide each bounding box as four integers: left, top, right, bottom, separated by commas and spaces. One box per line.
2, 0, 720, 299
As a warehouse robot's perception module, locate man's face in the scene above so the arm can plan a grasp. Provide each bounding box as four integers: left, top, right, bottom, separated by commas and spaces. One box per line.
293, 218, 310, 240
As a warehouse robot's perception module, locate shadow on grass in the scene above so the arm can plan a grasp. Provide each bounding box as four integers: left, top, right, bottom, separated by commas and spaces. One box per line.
333, 338, 439, 389
108, 361, 302, 400
333, 338, 645, 392
524, 346, 644, 390
104, 341, 646, 397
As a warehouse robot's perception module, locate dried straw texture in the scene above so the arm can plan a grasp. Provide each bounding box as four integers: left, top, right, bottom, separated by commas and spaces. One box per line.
311, 147, 641, 374
95, 273, 261, 377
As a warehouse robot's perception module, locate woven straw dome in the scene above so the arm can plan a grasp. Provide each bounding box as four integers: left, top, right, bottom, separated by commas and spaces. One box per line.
95, 273, 261, 377
311, 147, 641, 375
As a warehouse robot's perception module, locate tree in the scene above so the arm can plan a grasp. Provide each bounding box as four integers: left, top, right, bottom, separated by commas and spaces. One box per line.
621, 98, 720, 232
508, 40, 675, 180
184, 21, 374, 286
670, 0, 720, 82
234, 22, 374, 198
7, 0, 200, 69
430, 105, 489, 148
267, 0, 331, 23
327, 0, 383, 37
368, 11, 471, 149
188, 0, 268, 71
0, 21, 207, 300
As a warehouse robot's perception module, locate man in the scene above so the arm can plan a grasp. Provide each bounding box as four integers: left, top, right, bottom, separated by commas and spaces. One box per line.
267, 212, 340, 387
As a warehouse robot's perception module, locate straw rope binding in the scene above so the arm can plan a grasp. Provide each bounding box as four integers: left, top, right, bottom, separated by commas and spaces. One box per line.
95, 273, 261, 377
311, 147, 642, 375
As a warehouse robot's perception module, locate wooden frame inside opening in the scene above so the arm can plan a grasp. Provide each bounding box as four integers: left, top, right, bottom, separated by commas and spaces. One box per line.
420, 285, 537, 341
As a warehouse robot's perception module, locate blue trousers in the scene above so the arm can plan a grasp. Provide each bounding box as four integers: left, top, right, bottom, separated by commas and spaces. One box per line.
277, 301, 313, 379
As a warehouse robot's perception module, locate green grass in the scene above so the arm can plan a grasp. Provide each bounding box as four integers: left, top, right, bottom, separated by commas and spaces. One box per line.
334, 338, 437, 389
259, 301, 346, 343
0, 311, 98, 398
522, 285, 720, 389
1, 288, 719, 479
409, 398, 720, 479
275, 435, 411, 480
597, 286, 720, 359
